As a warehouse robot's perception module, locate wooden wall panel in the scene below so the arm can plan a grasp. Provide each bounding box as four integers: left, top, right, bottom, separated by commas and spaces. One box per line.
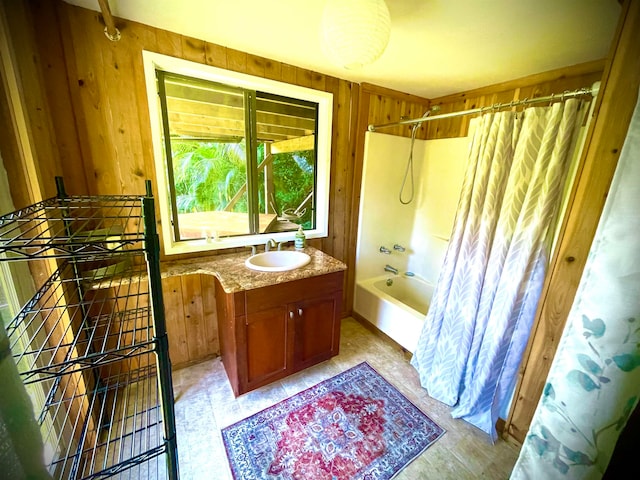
180, 274, 207, 361
161, 274, 219, 369
33, 1, 356, 280
28, 0, 89, 195
162, 276, 190, 366
0, 0, 99, 447
0, 0, 63, 203
201, 275, 219, 357
27, 1, 357, 320
361, 83, 432, 139
425, 60, 605, 140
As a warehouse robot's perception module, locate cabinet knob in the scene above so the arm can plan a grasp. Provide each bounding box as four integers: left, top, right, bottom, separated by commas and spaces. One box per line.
298, 308, 303, 317
289, 311, 294, 319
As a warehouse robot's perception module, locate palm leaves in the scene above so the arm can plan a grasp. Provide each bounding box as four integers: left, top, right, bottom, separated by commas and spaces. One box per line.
171, 140, 314, 229
172, 141, 247, 213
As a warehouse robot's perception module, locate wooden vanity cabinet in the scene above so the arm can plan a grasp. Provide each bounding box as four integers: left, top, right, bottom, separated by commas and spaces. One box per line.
215, 270, 344, 396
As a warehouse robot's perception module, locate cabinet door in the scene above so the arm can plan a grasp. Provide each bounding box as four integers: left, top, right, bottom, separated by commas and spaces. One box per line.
244, 305, 292, 390
293, 291, 341, 371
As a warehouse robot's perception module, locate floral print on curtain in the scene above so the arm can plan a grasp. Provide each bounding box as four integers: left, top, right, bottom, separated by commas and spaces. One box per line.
511, 89, 640, 479
411, 99, 585, 441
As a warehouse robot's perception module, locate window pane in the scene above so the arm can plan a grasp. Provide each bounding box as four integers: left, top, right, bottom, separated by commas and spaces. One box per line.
161, 73, 252, 240
256, 92, 318, 234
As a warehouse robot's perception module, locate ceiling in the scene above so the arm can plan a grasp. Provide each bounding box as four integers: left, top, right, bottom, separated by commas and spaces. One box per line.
64, 0, 621, 99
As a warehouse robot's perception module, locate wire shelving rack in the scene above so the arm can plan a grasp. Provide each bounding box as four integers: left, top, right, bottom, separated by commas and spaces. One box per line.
0, 177, 178, 479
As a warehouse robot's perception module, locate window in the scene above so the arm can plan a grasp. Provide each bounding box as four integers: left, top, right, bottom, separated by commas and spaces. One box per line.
143, 52, 333, 255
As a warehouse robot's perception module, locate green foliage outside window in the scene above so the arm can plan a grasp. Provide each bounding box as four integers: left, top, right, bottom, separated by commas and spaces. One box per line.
172, 141, 247, 213
171, 140, 315, 228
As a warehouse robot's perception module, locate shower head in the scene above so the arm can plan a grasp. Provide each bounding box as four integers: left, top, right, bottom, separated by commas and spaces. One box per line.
411, 105, 441, 131
368, 105, 441, 132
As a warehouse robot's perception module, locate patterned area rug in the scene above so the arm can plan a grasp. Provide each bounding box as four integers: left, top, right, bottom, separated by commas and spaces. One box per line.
222, 362, 445, 479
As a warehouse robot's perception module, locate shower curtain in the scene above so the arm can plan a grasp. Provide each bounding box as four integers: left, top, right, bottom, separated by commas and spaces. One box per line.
511, 88, 640, 479
411, 98, 584, 441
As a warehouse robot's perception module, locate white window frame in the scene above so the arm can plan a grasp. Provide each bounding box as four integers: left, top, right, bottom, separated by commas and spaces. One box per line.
142, 51, 333, 255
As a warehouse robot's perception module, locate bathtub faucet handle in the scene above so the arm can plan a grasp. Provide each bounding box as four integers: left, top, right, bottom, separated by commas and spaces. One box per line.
393, 244, 406, 252
379, 246, 391, 254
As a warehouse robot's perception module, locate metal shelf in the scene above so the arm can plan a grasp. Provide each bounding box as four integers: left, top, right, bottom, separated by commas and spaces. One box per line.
0, 194, 146, 261
3, 178, 178, 480
8, 258, 155, 384
44, 360, 166, 480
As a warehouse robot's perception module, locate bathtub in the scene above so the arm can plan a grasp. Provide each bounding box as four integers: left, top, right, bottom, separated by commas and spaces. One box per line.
354, 275, 433, 353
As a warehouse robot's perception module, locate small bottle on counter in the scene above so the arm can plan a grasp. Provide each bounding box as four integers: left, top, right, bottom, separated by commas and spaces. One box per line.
295, 225, 306, 250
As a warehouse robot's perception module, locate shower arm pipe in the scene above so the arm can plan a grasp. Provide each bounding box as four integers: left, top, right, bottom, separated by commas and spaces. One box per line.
367, 85, 599, 132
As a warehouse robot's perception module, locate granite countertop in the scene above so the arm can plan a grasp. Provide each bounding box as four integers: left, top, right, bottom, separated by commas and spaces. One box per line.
161, 246, 346, 293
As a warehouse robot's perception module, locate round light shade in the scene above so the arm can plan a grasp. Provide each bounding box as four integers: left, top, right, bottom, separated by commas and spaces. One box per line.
321, 0, 391, 70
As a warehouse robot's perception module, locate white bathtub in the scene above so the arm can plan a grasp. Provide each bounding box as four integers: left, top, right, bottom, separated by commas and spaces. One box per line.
354, 275, 433, 353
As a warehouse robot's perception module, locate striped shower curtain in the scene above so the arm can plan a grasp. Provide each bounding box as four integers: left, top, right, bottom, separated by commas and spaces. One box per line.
411, 99, 584, 440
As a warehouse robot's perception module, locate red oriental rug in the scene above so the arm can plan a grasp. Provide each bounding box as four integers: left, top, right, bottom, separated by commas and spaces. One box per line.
221, 362, 445, 480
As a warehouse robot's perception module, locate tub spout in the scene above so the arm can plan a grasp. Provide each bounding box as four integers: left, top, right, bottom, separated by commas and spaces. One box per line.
384, 265, 398, 274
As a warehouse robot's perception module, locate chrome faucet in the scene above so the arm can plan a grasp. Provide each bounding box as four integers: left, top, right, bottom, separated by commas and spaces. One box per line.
393, 244, 406, 252
379, 246, 391, 254
265, 238, 277, 252
384, 265, 398, 274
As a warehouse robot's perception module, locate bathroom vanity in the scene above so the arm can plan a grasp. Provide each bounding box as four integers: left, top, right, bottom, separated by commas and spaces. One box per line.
159, 246, 346, 396
215, 269, 344, 396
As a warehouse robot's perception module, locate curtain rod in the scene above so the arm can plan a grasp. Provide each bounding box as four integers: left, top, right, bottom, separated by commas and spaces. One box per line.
367, 85, 599, 132
98, 0, 121, 41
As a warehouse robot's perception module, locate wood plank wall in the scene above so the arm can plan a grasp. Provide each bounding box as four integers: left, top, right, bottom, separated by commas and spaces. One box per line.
25, 1, 605, 321
162, 274, 219, 368
0, 0, 101, 446
425, 60, 605, 139
28, 0, 358, 271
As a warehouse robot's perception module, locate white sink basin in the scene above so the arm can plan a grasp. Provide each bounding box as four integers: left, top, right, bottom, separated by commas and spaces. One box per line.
245, 250, 311, 272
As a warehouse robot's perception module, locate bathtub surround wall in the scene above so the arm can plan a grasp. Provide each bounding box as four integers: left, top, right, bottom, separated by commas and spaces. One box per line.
355, 132, 423, 283
354, 131, 469, 351
409, 134, 470, 283
356, 132, 468, 285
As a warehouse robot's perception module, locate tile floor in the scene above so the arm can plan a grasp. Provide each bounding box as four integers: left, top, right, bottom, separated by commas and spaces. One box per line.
172, 317, 521, 479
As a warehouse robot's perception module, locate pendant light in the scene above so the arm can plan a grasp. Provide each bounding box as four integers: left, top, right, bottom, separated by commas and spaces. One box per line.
320, 0, 391, 70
